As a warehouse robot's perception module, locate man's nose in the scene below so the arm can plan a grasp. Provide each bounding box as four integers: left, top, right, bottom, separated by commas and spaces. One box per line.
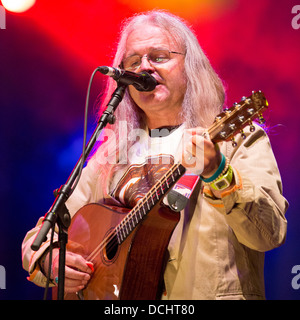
139, 56, 155, 73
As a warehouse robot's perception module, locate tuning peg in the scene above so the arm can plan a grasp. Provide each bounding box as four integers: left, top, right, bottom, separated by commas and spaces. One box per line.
247, 108, 255, 115
220, 131, 227, 139
258, 114, 265, 124
248, 120, 255, 132
229, 123, 236, 131
233, 102, 241, 109
231, 137, 237, 147
241, 96, 251, 104
240, 130, 246, 139
214, 115, 222, 122
238, 115, 245, 123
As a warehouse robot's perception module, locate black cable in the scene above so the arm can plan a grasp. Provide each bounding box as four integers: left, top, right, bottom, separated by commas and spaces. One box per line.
68, 67, 101, 197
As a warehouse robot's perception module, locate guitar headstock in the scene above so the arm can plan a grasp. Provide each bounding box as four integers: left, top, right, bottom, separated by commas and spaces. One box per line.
209, 90, 268, 146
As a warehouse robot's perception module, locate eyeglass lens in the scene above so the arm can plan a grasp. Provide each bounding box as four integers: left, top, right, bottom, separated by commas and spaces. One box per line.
123, 49, 172, 71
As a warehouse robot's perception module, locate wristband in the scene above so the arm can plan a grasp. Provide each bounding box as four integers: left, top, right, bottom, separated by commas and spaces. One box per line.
200, 153, 226, 183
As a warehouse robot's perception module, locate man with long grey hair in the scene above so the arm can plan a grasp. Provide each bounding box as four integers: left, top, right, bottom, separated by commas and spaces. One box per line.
22, 10, 288, 299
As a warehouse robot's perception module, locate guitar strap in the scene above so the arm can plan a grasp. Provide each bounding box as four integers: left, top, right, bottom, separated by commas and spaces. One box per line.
165, 172, 200, 212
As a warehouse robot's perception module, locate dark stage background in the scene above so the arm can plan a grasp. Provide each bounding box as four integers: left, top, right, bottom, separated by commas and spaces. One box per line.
0, 0, 299, 300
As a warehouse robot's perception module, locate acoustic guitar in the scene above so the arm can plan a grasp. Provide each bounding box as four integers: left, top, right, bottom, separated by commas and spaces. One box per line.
60, 90, 268, 300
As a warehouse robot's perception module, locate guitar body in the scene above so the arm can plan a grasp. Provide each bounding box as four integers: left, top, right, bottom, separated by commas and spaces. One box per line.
61, 202, 180, 300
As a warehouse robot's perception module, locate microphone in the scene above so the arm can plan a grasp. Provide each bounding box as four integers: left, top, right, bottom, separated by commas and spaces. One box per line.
98, 66, 157, 92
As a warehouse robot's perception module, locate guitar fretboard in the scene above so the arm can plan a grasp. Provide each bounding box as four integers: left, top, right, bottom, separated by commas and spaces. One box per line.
115, 163, 186, 244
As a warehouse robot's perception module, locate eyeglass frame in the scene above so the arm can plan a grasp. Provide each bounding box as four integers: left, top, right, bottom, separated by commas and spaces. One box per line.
119, 48, 185, 71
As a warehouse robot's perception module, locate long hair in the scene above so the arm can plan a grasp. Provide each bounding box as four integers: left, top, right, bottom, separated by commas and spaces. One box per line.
89, 10, 226, 190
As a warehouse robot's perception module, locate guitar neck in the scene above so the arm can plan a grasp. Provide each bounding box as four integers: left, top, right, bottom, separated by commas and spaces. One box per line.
115, 163, 186, 244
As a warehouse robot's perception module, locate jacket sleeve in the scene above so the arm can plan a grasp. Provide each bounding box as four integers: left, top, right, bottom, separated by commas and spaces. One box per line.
203, 124, 288, 252
21, 159, 102, 287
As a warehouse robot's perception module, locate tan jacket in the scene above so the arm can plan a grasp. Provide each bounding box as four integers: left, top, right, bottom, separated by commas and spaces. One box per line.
22, 124, 288, 299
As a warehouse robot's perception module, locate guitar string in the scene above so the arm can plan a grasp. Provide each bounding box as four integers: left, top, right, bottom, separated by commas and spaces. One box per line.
83, 163, 182, 263
85, 163, 181, 262
114, 164, 176, 236
84, 164, 176, 262
115, 162, 184, 238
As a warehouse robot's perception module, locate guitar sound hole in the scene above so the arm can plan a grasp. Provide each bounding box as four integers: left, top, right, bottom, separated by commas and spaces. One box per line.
103, 234, 119, 264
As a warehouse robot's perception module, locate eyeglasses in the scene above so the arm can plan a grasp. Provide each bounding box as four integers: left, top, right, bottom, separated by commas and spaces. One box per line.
121, 48, 185, 71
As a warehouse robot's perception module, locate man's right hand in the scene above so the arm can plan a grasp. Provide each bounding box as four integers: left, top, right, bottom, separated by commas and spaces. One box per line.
44, 248, 94, 293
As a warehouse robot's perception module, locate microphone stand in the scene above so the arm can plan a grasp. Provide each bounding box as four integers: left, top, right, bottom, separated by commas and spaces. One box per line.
31, 83, 127, 300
